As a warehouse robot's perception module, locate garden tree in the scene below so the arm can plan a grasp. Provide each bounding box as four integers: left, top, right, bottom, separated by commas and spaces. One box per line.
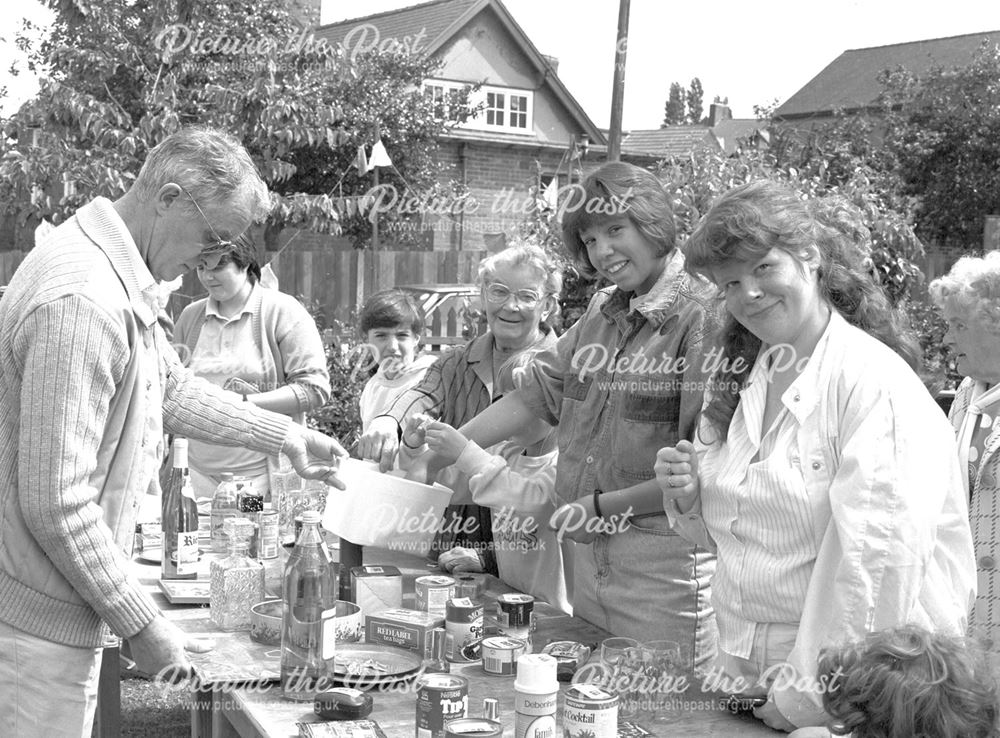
0, 0, 467, 249
686, 77, 704, 125
662, 82, 686, 126
879, 42, 1000, 251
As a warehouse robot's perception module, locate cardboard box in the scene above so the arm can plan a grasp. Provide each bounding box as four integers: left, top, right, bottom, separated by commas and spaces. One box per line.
352, 565, 403, 616
365, 608, 443, 654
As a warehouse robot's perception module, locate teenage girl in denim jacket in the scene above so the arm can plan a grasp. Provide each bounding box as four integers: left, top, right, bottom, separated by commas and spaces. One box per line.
458, 162, 720, 670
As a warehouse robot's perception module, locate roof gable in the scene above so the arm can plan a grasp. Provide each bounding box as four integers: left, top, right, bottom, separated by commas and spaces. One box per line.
776, 30, 1000, 119
312, 0, 605, 144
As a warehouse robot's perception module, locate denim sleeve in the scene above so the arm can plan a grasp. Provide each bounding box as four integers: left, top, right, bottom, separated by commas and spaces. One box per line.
519, 319, 582, 426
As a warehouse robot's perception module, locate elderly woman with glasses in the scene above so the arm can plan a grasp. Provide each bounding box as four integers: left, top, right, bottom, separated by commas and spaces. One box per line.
930, 252, 1000, 663
173, 234, 331, 501
359, 242, 561, 576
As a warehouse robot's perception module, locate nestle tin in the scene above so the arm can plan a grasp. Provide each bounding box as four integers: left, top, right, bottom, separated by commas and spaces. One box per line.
415, 575, 456, 617
481, 636, 527, 676
445, 598, 483, 663
415, 674, 468, 738
563, 683, 618, 738
444, 719, 502, 738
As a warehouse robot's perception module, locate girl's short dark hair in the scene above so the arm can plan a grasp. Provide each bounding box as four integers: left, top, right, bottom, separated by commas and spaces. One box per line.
214, 233, 262, 283
358, 289, 426, 335
561, 161, 676, 278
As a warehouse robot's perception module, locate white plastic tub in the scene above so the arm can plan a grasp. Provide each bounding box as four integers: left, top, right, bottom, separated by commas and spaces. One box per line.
322, 458, 453, 555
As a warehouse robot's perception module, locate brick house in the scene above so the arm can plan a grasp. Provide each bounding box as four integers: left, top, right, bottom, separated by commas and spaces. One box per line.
312, 0, 607, 255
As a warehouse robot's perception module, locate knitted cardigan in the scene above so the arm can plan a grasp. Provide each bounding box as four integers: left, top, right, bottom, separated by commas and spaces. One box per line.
0, 198, 293, 647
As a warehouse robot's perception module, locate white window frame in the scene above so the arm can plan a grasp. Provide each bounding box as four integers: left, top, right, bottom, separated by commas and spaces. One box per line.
424, 80, 533, 134
423, 80, 469, 123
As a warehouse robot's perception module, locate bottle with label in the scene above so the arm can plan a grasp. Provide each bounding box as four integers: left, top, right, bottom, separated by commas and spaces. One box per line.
161, 438, 200, 580
210, 517, 265, 631
280, 510, 339, 701
514, 653, 557, 738
210, 472, 238, 554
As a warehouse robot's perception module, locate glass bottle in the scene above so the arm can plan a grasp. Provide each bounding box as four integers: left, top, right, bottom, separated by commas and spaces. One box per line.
423, 627, 450, 674
280, 510, 339, 701
161, 438, 199, 580
210, 473, 238, 554
210, 518, 265, 631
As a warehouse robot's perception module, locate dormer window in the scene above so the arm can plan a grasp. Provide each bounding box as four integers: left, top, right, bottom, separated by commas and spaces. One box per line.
425, 79, 533, 134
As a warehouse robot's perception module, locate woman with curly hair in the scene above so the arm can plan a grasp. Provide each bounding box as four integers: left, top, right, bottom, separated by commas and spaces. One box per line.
930, 252, 1000, 663
813, 626, 999, 738
655, 180, 975, 731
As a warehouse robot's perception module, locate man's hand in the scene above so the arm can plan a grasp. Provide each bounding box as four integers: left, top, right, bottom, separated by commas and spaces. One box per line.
127, 616, 214, 683
358, 415, 400, 472
282, 426, 348, 489
423, 420, 467, 467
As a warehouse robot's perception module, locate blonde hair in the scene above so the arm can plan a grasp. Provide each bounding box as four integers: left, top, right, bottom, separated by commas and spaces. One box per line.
929, 251, 1000, 335
819, 626, 1000, 738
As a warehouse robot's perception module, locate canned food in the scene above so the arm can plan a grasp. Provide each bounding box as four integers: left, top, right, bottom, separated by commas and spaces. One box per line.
416, 575, 456, 617
416, 674, 468, 738
443, 719, 502, 738
496, 593, 533, 627
445, 598, 483, 663
563, 683, 618, 738
481, 636, 527, 676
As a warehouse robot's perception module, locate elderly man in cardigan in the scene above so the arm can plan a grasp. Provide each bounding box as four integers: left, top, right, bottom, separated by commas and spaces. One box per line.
0, 126, 345, 738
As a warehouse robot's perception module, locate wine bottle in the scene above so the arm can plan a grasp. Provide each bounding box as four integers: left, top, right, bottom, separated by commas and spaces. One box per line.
161, 438, 200, 580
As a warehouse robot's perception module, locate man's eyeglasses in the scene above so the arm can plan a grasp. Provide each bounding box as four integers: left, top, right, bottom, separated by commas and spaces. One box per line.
484, 282, 546, 308
176, 183, 233, 270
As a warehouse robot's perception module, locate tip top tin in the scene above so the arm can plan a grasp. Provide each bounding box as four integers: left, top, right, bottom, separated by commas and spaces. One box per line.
416, 674, 468, 738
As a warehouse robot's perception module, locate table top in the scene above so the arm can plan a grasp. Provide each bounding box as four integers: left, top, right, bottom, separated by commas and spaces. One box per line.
136, 546, 778, 738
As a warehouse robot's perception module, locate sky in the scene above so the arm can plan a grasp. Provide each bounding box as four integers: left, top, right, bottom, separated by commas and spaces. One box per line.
2, 0, 998, 127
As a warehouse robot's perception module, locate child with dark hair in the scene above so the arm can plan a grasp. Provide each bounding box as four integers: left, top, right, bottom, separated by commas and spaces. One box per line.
811, 626, 1000, 738
357, 289, 436, 432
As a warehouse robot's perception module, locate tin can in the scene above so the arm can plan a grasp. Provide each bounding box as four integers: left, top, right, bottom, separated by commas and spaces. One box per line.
444, 719, 502, 738
481, 636, 527, 676
563, 683, 618, 738
256, 510, 279, 559
445, 598, 483, 663
416, 575, 456, 617
415, 674, 468, 738
496, 593, 533, 627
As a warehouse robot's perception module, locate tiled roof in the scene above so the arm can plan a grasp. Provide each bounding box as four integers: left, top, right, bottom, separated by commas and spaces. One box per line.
621, 127, 720, 158
776, 30, 1000, 119
313, 0, 480, 50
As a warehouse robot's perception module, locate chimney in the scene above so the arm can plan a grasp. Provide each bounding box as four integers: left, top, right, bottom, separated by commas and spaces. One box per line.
541, 54, 559, 76
708, 103, 732, 127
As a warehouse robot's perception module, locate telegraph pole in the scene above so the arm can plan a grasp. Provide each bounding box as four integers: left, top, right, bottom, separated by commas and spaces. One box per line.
607, 0, 630, 161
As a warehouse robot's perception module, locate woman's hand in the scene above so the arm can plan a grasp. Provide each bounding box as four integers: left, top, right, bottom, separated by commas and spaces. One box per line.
549, 497, 602, 544
401, 413, 435, 450
654, 440, 700, 504
359, 415, 400, 472
423, 420, 468, 467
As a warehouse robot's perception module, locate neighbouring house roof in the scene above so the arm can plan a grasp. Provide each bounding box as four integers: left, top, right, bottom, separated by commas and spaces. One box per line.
776, 30, 1000, 120
621, 119, 766, 159
313, 0, 606, 145
621, 127, 719, 158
